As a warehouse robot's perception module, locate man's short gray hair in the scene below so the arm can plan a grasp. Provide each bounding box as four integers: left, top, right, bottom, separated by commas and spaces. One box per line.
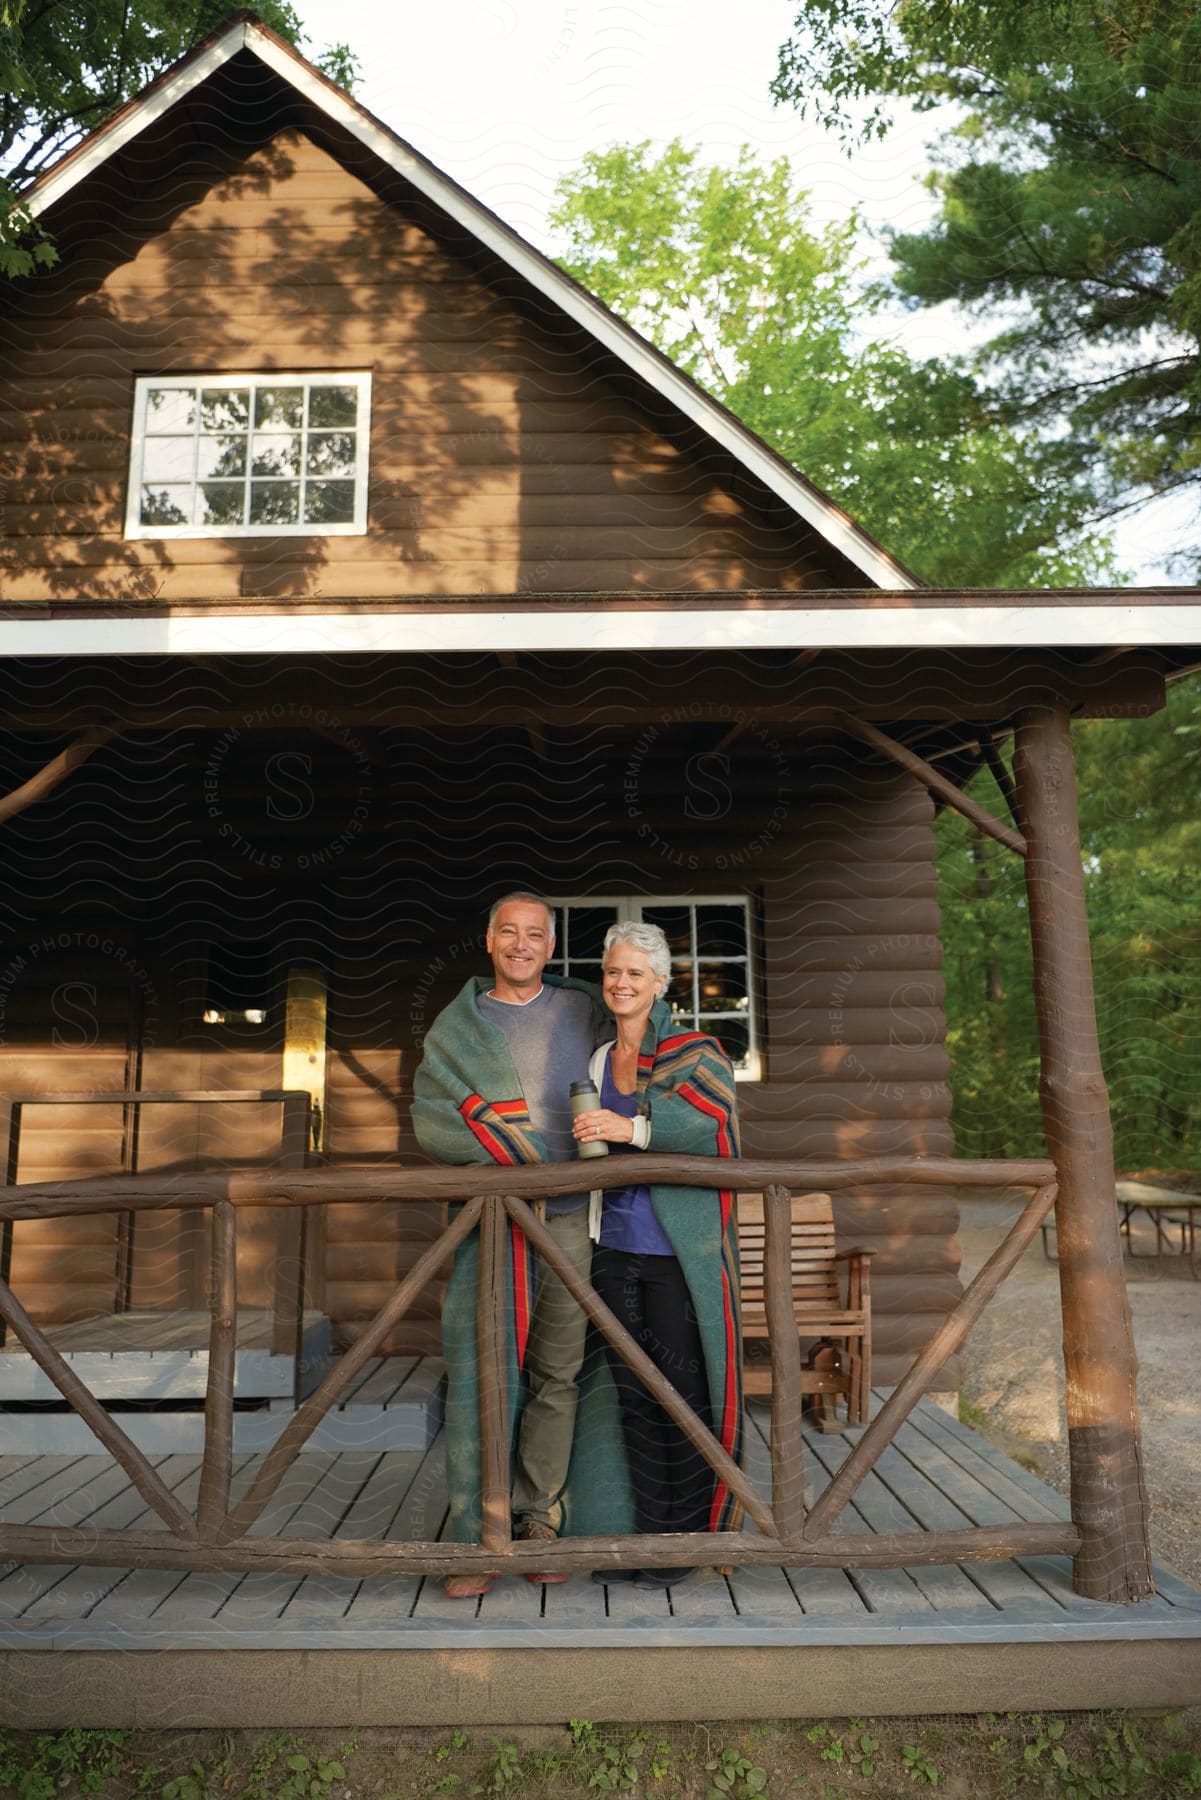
604, 919, 671, 982
487, 891, 556, 937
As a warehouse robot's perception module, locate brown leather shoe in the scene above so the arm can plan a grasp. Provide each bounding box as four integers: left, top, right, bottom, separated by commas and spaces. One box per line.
514, 1518, 569, 1584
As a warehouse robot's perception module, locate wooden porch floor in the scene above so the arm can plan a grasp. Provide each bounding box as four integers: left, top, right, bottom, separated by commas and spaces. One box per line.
1, 1392, 1197, 1723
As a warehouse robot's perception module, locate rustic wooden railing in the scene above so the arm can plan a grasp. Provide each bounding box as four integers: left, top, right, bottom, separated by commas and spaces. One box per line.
0, 1090, 312, 1363
0, 1155, 1080, 1580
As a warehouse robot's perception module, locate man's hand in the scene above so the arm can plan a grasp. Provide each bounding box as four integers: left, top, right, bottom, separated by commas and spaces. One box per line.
571, 1108, 635, 1146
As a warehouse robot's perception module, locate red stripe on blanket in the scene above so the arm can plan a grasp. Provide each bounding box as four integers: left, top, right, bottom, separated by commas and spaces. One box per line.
511, 1220, 531, 1368
677, 1080, 733, 1158
709, 1260, 740, 1531
492, 1099, 531, 1119
458, 1095, 516, 1166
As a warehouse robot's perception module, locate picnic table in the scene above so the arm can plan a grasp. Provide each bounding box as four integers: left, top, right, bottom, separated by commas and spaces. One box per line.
1041, 1179, 1200, 1277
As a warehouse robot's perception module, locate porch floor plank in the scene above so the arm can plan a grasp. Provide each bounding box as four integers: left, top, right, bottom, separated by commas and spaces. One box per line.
0, 1395, 1196, 1658
349, 1358, 419, 1406
339, 1438, 448, 1625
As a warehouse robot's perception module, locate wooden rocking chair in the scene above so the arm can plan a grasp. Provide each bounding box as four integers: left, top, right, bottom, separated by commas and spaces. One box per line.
736, 1191, 873, 1430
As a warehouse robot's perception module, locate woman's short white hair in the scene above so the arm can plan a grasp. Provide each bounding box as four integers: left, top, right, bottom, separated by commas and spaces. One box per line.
603, 919, 671, 983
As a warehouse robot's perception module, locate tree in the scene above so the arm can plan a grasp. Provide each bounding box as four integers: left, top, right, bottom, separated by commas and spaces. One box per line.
0, 0, 359, 276
550, 139, 1114, 586
774, 1, 1201, 570
934, 674, 1201, 1166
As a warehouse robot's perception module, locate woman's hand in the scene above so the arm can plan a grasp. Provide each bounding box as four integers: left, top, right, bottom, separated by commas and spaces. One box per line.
572, 1107, 635, 1146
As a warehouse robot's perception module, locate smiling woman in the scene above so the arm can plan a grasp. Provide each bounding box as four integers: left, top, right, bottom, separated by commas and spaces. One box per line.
575, 919, 745, 1589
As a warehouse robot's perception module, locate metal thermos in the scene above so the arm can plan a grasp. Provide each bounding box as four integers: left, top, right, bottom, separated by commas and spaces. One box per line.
570, 1079, 609, 1158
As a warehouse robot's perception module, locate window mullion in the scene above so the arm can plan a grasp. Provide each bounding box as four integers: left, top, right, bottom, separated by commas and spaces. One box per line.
243, 381, 254, 526
189, 388, 201, 527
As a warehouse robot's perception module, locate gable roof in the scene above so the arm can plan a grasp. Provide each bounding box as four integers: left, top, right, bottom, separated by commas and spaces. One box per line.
19, 10, 921, 594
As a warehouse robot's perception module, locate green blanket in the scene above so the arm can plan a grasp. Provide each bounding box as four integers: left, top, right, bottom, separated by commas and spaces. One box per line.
411, 975, 744, 1542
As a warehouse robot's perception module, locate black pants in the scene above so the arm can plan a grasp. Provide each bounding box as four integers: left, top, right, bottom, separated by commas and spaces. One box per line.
591, 1248, 714, 1537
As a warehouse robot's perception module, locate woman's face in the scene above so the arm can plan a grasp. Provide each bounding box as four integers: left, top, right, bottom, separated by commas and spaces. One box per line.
603, 945, 665, 1020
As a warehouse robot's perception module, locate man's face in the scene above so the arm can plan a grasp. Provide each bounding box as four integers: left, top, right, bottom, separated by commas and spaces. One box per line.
486, 901, 554, 995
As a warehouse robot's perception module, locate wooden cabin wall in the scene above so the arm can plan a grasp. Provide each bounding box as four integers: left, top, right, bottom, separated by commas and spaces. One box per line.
0, 718, 962, 1384
311, 734, 960, 1384
0, 947, 140, 1322
0, 54, 865, 606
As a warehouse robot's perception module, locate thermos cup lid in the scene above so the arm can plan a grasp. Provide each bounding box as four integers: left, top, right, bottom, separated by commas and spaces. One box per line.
569, 1079, 598, 1095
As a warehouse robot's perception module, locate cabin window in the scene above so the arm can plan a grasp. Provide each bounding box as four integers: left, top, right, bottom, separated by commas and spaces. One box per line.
546, 895, 759, 1077
125, 373, 371, 538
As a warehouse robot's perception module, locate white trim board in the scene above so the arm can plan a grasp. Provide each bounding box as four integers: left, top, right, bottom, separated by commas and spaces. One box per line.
20, 18, 916, 594
2, 604, 1200, 657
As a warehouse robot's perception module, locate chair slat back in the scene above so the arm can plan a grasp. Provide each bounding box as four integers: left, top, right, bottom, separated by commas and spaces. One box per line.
737, 1191, 839, 1327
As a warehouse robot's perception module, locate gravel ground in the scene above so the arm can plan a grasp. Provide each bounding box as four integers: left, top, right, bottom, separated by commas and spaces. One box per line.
957, 1191, 1201, 1586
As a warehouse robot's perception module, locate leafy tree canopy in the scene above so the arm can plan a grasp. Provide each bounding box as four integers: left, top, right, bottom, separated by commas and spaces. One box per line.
774, 1, 1201, 568
551, 139, 1115, 586
0, 0, 359, 276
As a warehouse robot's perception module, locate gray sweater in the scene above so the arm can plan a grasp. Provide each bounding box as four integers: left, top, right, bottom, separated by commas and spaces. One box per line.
477, 984, 596, 1212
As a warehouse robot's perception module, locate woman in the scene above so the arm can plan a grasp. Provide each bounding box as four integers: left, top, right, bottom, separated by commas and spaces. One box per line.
571, 919, 744, 1590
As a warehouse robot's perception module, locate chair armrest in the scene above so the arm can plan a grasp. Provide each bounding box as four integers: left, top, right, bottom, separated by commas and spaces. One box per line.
834, 1247, 873, 1315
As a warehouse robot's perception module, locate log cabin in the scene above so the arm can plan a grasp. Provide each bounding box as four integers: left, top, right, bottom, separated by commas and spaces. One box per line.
0, 10, 1199, 1725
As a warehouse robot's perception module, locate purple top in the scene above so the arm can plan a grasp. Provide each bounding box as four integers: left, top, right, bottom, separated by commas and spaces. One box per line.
597, 1050, 675, 1256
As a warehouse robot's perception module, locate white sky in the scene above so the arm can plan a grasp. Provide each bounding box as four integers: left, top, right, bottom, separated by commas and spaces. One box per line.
292, 0, 1187, 583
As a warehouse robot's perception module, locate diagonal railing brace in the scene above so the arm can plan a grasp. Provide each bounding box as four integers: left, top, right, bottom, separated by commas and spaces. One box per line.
803, 1182, 1058, 1540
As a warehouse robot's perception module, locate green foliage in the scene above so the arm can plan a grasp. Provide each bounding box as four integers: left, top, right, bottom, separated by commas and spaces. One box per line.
901, 1743, 940, 1785
236, 1733, 351, 1800
550, 139, 1115, 586
0, 0, 359, 278
938, 676, 1201, 1166
704, 1745, 768, 1797
0, 1728, 129, 1800
774, 2, 1201, 569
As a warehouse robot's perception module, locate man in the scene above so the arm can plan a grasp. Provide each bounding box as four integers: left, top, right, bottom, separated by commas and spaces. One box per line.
411, 892, 607, 1596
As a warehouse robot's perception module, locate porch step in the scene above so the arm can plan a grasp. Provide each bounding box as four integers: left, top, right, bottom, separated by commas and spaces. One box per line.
0, 1352, 445, 1455
0, 1309, 332, 1403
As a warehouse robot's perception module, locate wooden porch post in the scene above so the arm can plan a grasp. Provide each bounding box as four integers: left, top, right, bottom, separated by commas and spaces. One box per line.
1012, 703, 1153, 1602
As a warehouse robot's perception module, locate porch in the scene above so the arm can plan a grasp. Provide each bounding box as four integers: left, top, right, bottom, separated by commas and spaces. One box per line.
0, 1392, 1197, 1725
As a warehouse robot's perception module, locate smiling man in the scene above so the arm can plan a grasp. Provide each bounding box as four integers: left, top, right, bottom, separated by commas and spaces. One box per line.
411, 892, 608, 1595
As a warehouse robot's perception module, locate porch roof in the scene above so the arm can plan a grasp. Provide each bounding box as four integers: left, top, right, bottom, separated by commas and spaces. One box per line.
1, 588, 1200, 662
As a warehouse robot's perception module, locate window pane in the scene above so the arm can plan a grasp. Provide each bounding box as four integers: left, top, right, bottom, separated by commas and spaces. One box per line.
145, 388, 195, 433
666, 968, 694, 1014
569, 907, 617, 960
698, 962, 748, 1009
249, 481, 300, 524
252, 433, 302, 477
642, 905, 692, 955
701, 1017, 749, 1066
308, 385, 359, 428
571, 960, 602, 991
305, 431, 357, 478
142, 436, 194, 482
140, 484, 190, 526
695, 903, 748, 957
200, 388, 249, 432
197, 434, 247, 479
303, 479, 356, 524
199, 481, 246, 526
255, 386, 304, 429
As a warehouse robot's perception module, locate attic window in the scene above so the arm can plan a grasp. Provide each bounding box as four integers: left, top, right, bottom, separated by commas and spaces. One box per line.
126, 373, 371, 538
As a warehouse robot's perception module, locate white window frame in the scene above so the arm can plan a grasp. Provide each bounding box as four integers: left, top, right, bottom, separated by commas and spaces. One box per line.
125, 371, 372, 539
546, 893, 761, 1080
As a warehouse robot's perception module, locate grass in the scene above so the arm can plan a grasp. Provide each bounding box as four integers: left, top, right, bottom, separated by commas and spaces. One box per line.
2, 1714, 1201, 1800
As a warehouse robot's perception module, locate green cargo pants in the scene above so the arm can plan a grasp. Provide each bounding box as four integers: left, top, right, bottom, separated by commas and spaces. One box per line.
510, 1206, 594, 1531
